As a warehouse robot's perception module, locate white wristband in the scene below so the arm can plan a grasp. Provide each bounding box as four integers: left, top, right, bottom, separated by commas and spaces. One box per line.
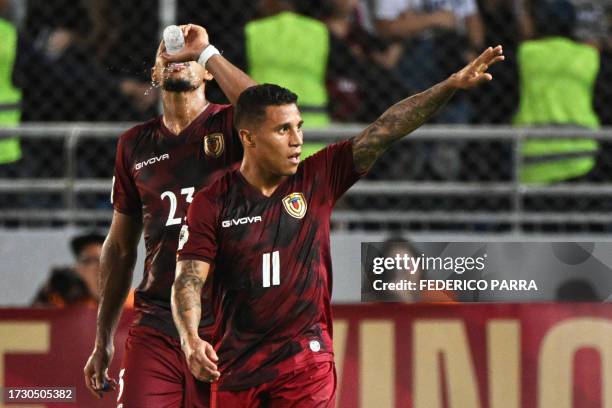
197, 45, 221, 68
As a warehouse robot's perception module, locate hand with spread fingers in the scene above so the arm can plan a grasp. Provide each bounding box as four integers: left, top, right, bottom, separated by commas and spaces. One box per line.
448, 45, 505, 90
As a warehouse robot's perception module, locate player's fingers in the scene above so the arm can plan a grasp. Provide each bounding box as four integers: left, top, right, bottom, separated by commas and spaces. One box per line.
160, 50, 191, 62
196, 355, 219, 373
205, 343, 219, 362
489, 55, 505, 66
474, 47, 493, 65
88, 373, 103, 399
102, 374, 117, 391
84, 371, 98, 397
196, 367, 221, 382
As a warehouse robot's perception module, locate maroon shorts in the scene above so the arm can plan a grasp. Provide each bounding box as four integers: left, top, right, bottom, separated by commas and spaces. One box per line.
117, 325, 210, 408
211, 361, 336, 408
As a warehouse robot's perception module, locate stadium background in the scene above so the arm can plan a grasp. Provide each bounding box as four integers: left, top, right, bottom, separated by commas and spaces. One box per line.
1, 0, 612, 407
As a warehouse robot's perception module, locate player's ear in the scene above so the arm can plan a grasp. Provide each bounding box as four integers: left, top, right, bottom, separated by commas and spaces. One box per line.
239, 128, 255, 148
203, 69, 214, 82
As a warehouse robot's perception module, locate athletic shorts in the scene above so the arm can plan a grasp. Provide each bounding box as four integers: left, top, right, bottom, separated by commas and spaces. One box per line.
211, 360, 336, 408
117, 325, 210, 408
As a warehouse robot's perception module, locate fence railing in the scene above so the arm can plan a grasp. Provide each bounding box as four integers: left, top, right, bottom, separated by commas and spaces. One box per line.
2, 124, 612, 233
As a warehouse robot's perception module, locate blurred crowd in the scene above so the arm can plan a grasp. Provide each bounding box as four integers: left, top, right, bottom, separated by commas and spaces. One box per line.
0, 0, 610, 126
2, 0, 612, 231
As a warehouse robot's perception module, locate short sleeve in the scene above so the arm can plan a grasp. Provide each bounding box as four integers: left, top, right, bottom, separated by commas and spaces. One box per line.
305, 139, 366, 206
177, 190, 219, 264
111, 134, 142, 215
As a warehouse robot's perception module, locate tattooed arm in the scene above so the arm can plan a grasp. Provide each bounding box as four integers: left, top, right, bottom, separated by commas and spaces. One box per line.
172, 259, 220, 382
352, 46, 505, 172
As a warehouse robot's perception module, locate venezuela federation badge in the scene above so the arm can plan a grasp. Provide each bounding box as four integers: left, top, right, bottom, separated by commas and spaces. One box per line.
203, 133, 224, 158
282, 192, 307, 219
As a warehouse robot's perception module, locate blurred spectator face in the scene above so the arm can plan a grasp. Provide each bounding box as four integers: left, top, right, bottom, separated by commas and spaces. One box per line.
74, 242, 102, 300
152, 41, 212, 93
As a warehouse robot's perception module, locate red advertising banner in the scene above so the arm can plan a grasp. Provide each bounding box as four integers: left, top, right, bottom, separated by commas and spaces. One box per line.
1, 304, 611, 407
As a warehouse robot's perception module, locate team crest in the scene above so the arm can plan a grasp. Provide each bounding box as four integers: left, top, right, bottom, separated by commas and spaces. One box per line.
282, 193, 307, 219
203, 133, 224, 158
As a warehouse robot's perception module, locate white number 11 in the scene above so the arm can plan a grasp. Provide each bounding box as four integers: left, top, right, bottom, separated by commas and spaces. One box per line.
262, 251, 280, 288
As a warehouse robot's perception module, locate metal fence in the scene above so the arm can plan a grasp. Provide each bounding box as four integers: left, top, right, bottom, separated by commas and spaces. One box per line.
5, 0, 612, 125
2, 124, 612, 234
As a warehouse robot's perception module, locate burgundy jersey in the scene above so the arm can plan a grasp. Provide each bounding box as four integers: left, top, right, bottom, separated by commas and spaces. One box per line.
178, 140, 364, 390
112, 103, 242, 337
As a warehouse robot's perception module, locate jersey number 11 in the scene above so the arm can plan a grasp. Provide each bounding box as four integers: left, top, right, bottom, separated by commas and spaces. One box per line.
262, 251, 280, 288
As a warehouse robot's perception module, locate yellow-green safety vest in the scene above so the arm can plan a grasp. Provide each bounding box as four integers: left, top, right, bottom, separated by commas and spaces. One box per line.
514, 37, 599, 184
245, 11, 330, 129
0, 18, 21, 164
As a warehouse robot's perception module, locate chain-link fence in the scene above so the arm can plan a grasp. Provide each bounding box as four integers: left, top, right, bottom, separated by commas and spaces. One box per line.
2, 125, 612, 235
2, 0, 612, 123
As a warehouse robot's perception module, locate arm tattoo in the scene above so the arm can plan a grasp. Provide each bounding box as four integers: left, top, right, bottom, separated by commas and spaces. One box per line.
352, 80, 456, 172
172, 260, 206, 341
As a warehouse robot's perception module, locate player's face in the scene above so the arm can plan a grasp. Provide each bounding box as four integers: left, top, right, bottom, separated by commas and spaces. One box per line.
252, 104, 303, 177
152, 42, 212, 92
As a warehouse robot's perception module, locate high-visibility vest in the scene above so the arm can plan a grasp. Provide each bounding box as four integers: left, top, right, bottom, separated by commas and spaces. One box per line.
0, 18, 21, 164
514, 37, 599, 184
245, 11, 330, 127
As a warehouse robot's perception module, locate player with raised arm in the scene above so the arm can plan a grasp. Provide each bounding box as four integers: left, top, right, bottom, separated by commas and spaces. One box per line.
173, 37, 504, 406
83, 24, 256, 407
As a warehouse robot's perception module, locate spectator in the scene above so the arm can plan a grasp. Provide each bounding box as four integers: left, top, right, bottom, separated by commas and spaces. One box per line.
322, 0, 413, 122
32, 231, 134, 307
32, 266, 93, 307
373, 0, 485, 123
245, 0, 331, 128
17, 0, 158, 121
473, 0, 531, 123
514, 0, 601, 184
70, 231, 105, 301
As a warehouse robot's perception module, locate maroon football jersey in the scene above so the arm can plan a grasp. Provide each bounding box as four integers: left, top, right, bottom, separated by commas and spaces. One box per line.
112, 103, 242, 337
178, 140, 364, 390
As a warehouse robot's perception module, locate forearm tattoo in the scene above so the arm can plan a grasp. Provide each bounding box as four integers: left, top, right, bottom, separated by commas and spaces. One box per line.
352, 81, 456, 172
173, 260, 206, 339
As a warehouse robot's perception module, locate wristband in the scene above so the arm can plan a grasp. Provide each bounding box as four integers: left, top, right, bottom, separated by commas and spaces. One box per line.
197, 45, 221, 68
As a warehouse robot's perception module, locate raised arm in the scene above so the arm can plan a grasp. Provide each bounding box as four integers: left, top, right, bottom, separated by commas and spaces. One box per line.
162, 24, 256, 105
172, 259, 220, 382
352, 45, 504, 172
84, 211, 142, 398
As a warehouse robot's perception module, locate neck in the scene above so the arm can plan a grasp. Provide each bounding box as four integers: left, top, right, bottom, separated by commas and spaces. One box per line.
161, 87, 209, 135
240, 155, 286, 197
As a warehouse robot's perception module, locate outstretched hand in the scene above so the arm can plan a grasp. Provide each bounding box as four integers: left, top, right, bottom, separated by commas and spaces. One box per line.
449, 45, 505, 90
161, 24, 210, 63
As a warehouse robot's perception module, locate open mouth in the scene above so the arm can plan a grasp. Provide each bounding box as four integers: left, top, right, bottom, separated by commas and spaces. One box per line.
288, 152, 301, 164
165, 62, 190, 73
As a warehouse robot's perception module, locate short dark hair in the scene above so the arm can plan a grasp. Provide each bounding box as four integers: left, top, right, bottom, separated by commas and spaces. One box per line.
234, 84, 298, 128
70, 231, 105, 257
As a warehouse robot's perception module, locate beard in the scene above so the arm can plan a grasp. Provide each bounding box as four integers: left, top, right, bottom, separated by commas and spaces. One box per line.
162, 78, 198, 92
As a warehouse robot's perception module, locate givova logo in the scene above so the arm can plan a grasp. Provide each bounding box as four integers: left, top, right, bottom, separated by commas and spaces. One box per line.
135, 153, 169, 170
222, 216, 262, 228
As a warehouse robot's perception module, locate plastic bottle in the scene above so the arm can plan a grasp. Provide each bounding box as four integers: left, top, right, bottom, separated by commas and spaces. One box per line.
163, 25, 184, 55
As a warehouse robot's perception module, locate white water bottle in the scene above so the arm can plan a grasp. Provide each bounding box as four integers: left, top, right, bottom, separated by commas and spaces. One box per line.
163, 25, 185, 55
